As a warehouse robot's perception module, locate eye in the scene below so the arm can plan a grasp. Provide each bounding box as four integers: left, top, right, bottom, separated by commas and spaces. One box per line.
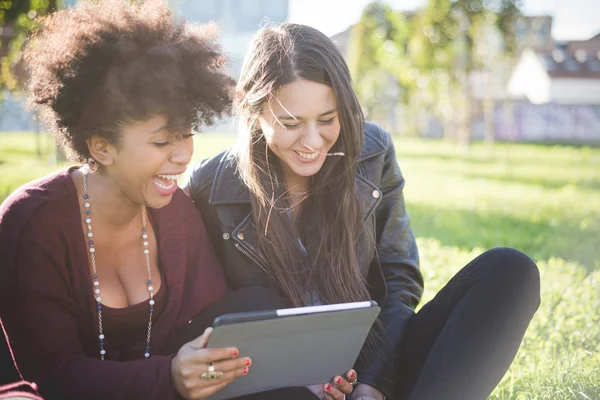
283, 123, 301, 130
183, 133, 195, 139
318, 117, 335, 125
153, 142, 170, 147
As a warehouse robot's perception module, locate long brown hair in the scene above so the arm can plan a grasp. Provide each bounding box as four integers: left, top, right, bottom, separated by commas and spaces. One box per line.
235, 23, 371, 307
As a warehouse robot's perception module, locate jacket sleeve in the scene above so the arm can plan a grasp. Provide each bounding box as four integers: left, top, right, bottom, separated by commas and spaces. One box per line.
354, 132, 424, 399
1, 221, 178, 400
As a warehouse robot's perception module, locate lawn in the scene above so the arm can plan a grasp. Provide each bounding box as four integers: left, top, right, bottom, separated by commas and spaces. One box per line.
1, 132, 599, 399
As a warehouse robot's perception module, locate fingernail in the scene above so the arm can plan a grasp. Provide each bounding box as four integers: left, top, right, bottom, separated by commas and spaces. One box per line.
245, 358, 252, 366
335, 377, 342, 384
243, 367, 249, 375
232, 349, 239, 357
325, 383, 331, 391
350, 370, 356, 378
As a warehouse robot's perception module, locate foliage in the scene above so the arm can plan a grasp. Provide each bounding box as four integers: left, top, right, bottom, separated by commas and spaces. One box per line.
348, 2, 414, 120
0, 0, 58, 91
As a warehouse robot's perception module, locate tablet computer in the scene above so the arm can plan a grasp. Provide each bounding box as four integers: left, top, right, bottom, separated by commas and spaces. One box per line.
205, 301, 380, 400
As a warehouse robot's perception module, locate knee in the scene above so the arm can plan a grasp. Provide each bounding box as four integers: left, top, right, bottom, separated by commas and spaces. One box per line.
477, 247, 540, 305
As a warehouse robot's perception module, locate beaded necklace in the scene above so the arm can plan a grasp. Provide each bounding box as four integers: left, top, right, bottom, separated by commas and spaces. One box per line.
82, 166, 155, 360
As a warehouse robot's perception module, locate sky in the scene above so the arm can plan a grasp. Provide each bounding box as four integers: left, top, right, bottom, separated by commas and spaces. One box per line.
289, 0, 600, 41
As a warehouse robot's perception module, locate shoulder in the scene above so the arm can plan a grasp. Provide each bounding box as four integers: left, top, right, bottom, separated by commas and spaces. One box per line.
184, 150, 233, 197
0, 168, 75, 235
360, 121, 393, 161
0, 168, 78, 287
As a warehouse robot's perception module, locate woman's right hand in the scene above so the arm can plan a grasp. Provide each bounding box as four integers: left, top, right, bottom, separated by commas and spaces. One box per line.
171, 327, 251, 400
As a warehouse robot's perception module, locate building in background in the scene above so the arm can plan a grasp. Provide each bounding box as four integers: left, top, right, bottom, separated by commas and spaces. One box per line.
170, 0, 289, 77
509, 34, 600, 105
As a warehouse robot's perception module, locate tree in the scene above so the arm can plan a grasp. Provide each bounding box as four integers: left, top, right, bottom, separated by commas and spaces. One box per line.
1, 0, 60, 91
348, 1, 415, 133
1, 0, 60, 159
413, 0, 521, 146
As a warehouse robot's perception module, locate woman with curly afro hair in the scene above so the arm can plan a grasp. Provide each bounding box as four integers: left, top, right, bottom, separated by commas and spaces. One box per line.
0, 1, 264, 399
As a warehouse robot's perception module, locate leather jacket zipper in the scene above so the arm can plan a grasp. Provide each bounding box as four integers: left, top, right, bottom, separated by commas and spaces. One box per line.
234, 242, 273, 279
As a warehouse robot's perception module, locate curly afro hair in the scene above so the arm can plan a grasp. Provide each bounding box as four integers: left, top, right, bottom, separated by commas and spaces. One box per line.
25, 0, 234, 162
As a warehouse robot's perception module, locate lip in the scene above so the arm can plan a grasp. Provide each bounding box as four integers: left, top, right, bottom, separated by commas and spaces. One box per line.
152, 170, 184, 196
292, 150, 321, 164
155, 169, 186, 176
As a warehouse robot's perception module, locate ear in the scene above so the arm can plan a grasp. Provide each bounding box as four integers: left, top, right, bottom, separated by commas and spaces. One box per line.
87, 135, 117, 167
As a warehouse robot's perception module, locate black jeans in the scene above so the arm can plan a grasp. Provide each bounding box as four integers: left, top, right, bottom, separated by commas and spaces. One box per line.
166, 247, 540, 400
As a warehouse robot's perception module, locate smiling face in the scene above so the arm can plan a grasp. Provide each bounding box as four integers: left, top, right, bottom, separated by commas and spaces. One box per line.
258, 79, 340, 187
101, 115, 194, 209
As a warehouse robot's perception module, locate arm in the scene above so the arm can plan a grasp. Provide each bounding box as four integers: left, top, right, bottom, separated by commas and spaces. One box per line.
354, 134, 424, 399
2, 225, 178, 400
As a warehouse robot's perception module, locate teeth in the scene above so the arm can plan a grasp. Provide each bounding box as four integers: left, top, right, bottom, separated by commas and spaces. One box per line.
157, 174, 181, 180
295, 151, 319, 160
154, 178, 175, 190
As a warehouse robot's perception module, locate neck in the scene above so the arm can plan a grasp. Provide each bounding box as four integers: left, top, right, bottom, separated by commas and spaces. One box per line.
82, 168, 141, 228
282, 170, 310, 211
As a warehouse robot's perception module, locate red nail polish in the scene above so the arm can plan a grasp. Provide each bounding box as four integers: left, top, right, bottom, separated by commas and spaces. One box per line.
350, 370, 356, 378
245, 359, 251, 366
243, 367, 249, 375
335, 377, 342, 384
325, 384, 331, 391
232, 349, 239, 357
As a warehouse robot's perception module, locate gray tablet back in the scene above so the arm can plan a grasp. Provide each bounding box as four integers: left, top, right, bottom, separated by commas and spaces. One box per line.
206, 305, 380, 400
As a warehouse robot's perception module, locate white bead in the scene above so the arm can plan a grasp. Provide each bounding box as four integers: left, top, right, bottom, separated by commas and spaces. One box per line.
96, 296, 102, 302
85, 202, 90, 208
86, 218, 91, 224
95, 289, 100, 294
149, 300, 155, 306
143, 241, 149, 247
144, 352, 150, 358
147, 286, 154, 292
94, 281, 100, 286
89, 248, 95, 253
100, 350, 106, 355
144, 249, 149, 255
99, 334, 105, 340
88, 232, 93, 238
142, 234, 148, 239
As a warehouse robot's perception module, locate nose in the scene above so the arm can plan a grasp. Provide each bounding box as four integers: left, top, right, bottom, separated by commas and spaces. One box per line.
301, 122, 325, 151
169, 138, 193, 166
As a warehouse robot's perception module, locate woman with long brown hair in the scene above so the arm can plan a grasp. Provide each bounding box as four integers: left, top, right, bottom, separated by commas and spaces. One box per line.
185, 23, 541, 399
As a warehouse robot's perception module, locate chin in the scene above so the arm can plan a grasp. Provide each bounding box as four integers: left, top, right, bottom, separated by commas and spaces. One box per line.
146, 195, 174, 209
293, 166, 323, 177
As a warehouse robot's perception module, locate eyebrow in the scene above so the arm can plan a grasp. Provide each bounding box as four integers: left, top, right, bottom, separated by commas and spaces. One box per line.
150, 124, 170, 134
277, 108, 338, 121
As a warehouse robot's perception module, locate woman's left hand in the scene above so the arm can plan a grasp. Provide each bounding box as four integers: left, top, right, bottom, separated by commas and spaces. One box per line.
307, 369, 357, 399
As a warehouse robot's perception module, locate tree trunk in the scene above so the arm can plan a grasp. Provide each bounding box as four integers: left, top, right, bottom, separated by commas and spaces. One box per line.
483, 98, 495, 146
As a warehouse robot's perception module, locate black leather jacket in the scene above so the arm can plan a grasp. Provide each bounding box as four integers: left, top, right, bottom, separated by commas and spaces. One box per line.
184, 122, 424, 399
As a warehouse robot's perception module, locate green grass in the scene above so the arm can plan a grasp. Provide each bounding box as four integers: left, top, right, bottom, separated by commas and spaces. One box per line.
1, 132, 599, 399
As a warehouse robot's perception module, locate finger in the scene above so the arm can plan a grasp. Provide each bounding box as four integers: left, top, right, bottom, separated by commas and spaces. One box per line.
189, 346, 241, 365
324, 383, 345, 400
191, 379, 229, 399
196, 365, 250, 392
188, 327, 213, 349
333, 375, 353, 395
211, 356, 252, 374
345, 369, 357, 384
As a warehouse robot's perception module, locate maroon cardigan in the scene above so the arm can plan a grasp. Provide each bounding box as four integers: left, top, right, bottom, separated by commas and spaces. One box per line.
0, 167, 228, 399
